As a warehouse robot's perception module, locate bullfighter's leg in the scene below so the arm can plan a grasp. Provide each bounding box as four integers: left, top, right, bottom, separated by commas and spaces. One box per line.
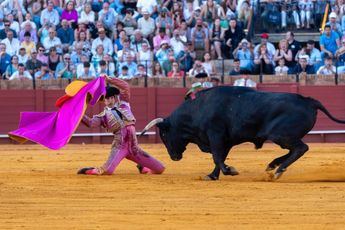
126, 125, 165, 174
274, 140, 309, 179
265, 151, 291, 171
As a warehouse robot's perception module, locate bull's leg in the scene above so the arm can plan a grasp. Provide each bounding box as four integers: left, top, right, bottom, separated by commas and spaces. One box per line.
274, 140, 309, 180
266, 151, 291, 171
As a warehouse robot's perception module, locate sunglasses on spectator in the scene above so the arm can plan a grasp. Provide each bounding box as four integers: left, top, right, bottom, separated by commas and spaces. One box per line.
39, 49, 45, 52
64, 57, 70, 60
4, 24, 10, 27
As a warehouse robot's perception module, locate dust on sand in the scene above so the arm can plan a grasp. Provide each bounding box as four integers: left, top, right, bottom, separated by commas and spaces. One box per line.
0, 143, 345, 229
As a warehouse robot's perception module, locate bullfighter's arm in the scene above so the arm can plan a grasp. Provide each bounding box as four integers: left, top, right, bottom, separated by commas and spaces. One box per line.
81, 113, 105, 128
106, 77, 130, 102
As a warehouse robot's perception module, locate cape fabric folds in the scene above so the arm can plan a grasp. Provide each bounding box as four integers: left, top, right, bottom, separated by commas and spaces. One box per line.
8, 77, 106, 150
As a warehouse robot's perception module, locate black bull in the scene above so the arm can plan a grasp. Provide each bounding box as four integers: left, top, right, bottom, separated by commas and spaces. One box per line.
141, 86, 345, 180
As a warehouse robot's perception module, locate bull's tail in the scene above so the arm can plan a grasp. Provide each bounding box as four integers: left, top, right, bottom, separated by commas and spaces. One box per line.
309, 97, 345, 124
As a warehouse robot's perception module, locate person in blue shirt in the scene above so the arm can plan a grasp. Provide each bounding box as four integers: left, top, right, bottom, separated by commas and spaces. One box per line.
0, 43, 11, 78
35, 63, 54, 80
320, 25, 340, 59
57, 19, 74, 46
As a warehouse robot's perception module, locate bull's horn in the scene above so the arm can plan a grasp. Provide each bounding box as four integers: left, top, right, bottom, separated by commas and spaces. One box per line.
140, 118, 164, 136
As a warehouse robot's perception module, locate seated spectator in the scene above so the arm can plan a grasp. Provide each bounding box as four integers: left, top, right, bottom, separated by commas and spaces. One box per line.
113, 30, 127, 54
121, 8, 137, 37
210, 77, 221, 86
326, 12, 342, 37
167, 62, 184, 78
298, 0, 313, 29
211, 18, 225, 60
275, 58, 289, 76
200, 0, 217, 29
274, 39, 293, 69
185, 72, 213, 99
233, 38, 254, 74
6, 14, 20, 35
57, 19, 74, 47
98, 2, 117, 33
40, 1, 60, 27
37, 46, 48, 64
30, 1, 43, 28
153, 27, 170, 52
136, 0, 157, 17
2, 30, 20, 56
191, 19, 209, 58
289, 55, 315, 75
118, 65, 132, 79
317, 56, 336, 75
72, 32, 91, 58
56, 53, 75, 79
43, 28, 62, 53
224, 18, 245, 59
91, 28, 113, 56
97, 60, 114, 77
155, 40, 171, 68
169, 29, 186, 58
47, 46, 61, 73
77, 61, 96, 79
137, 42, 153, 73
4, 55, 19, 80
35, 63, 55, 80
134, 64, 151, 78
137, 9, 155, 40
100, 54, 115, 76
202, 52, 217, 76
237, 0, 253, 32
155, 7, 173, 34
0, 42, 11, 77
286, 31, 301, 65
152, 61, 165, 77
91, 44, 105, 70
229, 58, 241, 76
26, 49, 42, 76
320, 25, 340, 59
20, 13, 37, 32
161, 51, 175, 75
0, 0, 26, 23
177, 42, 195, 73
61, 1, 78, 28
118, 55, 137, 77
233, 75, 257, 89
71, 43, 84, 65
20, 31, 35, 56
130, 30, 149, 53
306, 40, 322, 71
19, 21, 37, 43
79, 3, 95, 25
0, 20, 17, 40
117, 38, 136, 63
37, 22, 50, 45
17, 47, 29, 64
188, 60, 209, 77
9, 63, 32, 80
254, 33, 276, 58
253, 44, 274, 75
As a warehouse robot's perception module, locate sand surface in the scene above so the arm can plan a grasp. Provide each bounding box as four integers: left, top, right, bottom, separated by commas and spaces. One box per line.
1, 143, 345, 229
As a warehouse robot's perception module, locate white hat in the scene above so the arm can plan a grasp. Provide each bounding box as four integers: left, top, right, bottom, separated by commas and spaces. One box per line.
142, 8, 149, 14
329, 12, 337, 18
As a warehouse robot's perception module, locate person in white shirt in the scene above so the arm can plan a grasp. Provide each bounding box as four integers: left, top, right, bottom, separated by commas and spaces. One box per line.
42, 28, 62, 52
7, 14, 20, 35
77, 61, 96, 79
40, 1, 60, 27
1, 30, 20, 56
79, 3, 95, 24
233, 75, 257, 88
275, 58, 289, 76
254, 33, 276, 58
136, 0, 158, 15
137, 9, 155, 39
9, 63, 32, 80
91, 28, 113, 56
317, 56, 336, 75
170, 29, 186, 57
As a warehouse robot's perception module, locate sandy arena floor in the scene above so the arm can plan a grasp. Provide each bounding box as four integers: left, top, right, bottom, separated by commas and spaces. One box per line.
0, 143, 345, 229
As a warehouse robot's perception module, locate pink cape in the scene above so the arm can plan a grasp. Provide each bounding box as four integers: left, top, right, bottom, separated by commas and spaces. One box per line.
8, 77, 106, 150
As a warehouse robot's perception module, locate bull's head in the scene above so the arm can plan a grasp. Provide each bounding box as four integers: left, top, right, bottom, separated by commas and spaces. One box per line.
141, 118, 187, 161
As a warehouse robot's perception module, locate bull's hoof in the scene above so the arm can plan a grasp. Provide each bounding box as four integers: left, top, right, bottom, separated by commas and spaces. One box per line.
265, 165, 276, 172
204, 174, 219, 181
273, 168, 286, 180
222, 166, 239, 176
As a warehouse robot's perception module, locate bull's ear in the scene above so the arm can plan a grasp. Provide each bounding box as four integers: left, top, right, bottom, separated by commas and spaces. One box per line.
157, 120, 170, 131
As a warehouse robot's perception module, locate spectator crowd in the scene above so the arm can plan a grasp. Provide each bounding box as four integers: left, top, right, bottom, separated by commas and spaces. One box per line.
0, 0, 343, 81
